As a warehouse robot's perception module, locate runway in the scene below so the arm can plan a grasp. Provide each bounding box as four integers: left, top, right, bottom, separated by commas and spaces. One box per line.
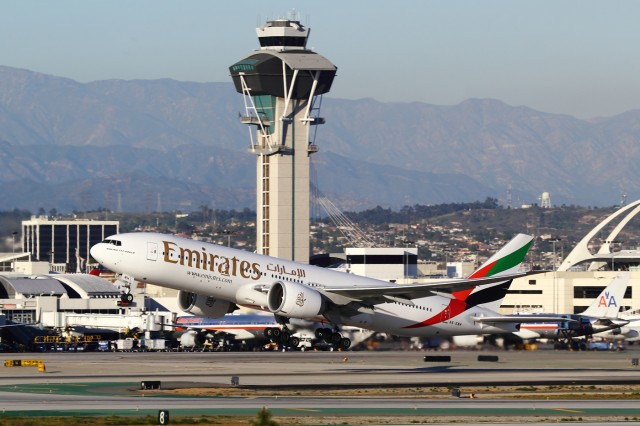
1, 349, 640, 422
2, 349, 639, 386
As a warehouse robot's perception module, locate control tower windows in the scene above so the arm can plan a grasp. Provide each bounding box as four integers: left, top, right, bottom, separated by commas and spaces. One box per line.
259, 36, 306, 48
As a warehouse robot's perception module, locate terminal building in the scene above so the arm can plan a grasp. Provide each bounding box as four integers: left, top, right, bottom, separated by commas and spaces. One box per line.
0, 272, 174, 349
502, 201, 640, 315
343, 247, 418, 281
1, 218, 173, 350
21, 216, 118, 273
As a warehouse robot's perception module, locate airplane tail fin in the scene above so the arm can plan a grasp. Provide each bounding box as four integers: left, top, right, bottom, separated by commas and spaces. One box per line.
467, 234, 534, 279
581, 273, 629, 318
451, 234, 534, 305
464, 279, 514, 312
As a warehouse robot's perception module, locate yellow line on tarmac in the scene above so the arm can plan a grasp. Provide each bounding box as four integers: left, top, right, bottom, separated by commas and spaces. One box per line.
553, 408, 582, 413
287, 408, 322, 413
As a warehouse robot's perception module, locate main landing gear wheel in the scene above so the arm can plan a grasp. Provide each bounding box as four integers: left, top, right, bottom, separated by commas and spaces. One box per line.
121, 293, 133, 303
340, 337, 351, 350
289, 336, 300, 347
279, 331, 291, 344
315, 327, 332, 340
264, 327, 282, 339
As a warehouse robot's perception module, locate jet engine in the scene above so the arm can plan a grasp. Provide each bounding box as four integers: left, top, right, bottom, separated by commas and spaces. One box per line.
267, 281, 325, 319
176, 330, 205, 348
452, 334, 484, 348
178, 290, 237, 318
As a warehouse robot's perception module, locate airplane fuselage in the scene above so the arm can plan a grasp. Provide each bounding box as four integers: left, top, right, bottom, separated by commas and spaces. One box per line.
91, 232, 519, 338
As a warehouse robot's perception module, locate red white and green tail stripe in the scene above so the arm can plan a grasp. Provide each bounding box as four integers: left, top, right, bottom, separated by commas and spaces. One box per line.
468, 234, 534, 279
403, 234, 533, 329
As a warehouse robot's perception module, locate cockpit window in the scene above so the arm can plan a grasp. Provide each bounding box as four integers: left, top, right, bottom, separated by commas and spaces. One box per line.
101, 239, 122, 246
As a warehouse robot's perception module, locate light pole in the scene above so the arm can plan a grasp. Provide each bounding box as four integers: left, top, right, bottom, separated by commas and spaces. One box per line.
549, 238, 561, 313
605, 240, 620, 271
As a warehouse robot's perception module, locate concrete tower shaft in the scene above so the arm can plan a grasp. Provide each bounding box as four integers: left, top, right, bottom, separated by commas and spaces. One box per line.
229, 19, 337, 263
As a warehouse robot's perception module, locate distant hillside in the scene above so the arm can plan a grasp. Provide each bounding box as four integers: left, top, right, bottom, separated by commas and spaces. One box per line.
0, 65, 638, 212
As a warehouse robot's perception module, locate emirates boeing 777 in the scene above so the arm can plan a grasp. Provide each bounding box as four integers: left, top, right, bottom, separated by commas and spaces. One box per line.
91, 232, 544, 349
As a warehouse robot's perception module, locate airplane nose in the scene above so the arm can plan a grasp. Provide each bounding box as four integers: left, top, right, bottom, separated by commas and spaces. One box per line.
90, 243, 104, 263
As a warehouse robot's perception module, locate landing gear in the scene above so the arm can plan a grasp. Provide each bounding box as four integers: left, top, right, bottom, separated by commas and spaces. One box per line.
315, 326, 351, 350
279, 330, 291, 344
315, 327, 332, 341
264, 327, 280, 339
264, 317, 299, 349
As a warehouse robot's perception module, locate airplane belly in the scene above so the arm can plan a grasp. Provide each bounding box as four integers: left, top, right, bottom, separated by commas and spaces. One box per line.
364, 303, 481, 338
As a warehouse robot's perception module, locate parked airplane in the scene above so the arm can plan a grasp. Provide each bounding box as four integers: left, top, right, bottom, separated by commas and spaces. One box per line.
174, 312, 280, 348
595, 305, 640, 342
493, 273, 631, 341
91, 232, 542, 349
174, 312, 373, 350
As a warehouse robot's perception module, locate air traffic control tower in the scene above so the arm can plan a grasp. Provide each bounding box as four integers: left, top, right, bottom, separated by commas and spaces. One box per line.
229, 18, 336, 262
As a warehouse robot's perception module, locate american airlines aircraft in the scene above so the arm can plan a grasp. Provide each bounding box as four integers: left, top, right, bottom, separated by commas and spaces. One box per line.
91, 232, 543, 349
174, 312, 373, 350
511, 273, 630, 341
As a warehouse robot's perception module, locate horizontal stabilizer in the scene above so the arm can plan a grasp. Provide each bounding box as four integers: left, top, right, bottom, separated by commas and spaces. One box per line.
593, 318, 629, 327
471, 315, 578, 324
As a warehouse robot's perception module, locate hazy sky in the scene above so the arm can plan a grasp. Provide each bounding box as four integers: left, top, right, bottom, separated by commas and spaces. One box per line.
1, 1, 639, 119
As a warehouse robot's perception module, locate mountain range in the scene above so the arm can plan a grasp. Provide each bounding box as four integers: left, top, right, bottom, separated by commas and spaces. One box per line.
1, 65, 638, 213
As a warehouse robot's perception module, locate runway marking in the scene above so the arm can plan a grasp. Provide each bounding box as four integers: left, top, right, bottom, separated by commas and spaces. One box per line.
553, 408, 582, 413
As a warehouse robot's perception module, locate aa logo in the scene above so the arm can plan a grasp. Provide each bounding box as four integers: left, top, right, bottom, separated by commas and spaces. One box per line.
598, 291, 617, 308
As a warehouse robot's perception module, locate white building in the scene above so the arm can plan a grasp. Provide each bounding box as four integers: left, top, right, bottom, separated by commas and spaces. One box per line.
502, 200, 640, 315
21, 217, 118, 273
344, 247, 418, 281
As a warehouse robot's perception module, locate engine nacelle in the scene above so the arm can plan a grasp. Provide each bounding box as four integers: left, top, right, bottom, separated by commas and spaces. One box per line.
267, 281, 325, 319
176, 330, 204, 348
452, 334, 484, 348
178, 290, 237, 318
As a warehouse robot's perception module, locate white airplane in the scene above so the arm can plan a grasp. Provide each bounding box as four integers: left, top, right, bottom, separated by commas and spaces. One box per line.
502, 273, 631, 341
91, 232, 543, 349
595, 296, 640, 342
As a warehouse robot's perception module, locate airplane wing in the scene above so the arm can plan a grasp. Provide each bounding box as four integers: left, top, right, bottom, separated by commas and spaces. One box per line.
323, 234, 539, 304
593, 317, 629, 327
470, 315, 577, 324
322, 271, 539, 302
